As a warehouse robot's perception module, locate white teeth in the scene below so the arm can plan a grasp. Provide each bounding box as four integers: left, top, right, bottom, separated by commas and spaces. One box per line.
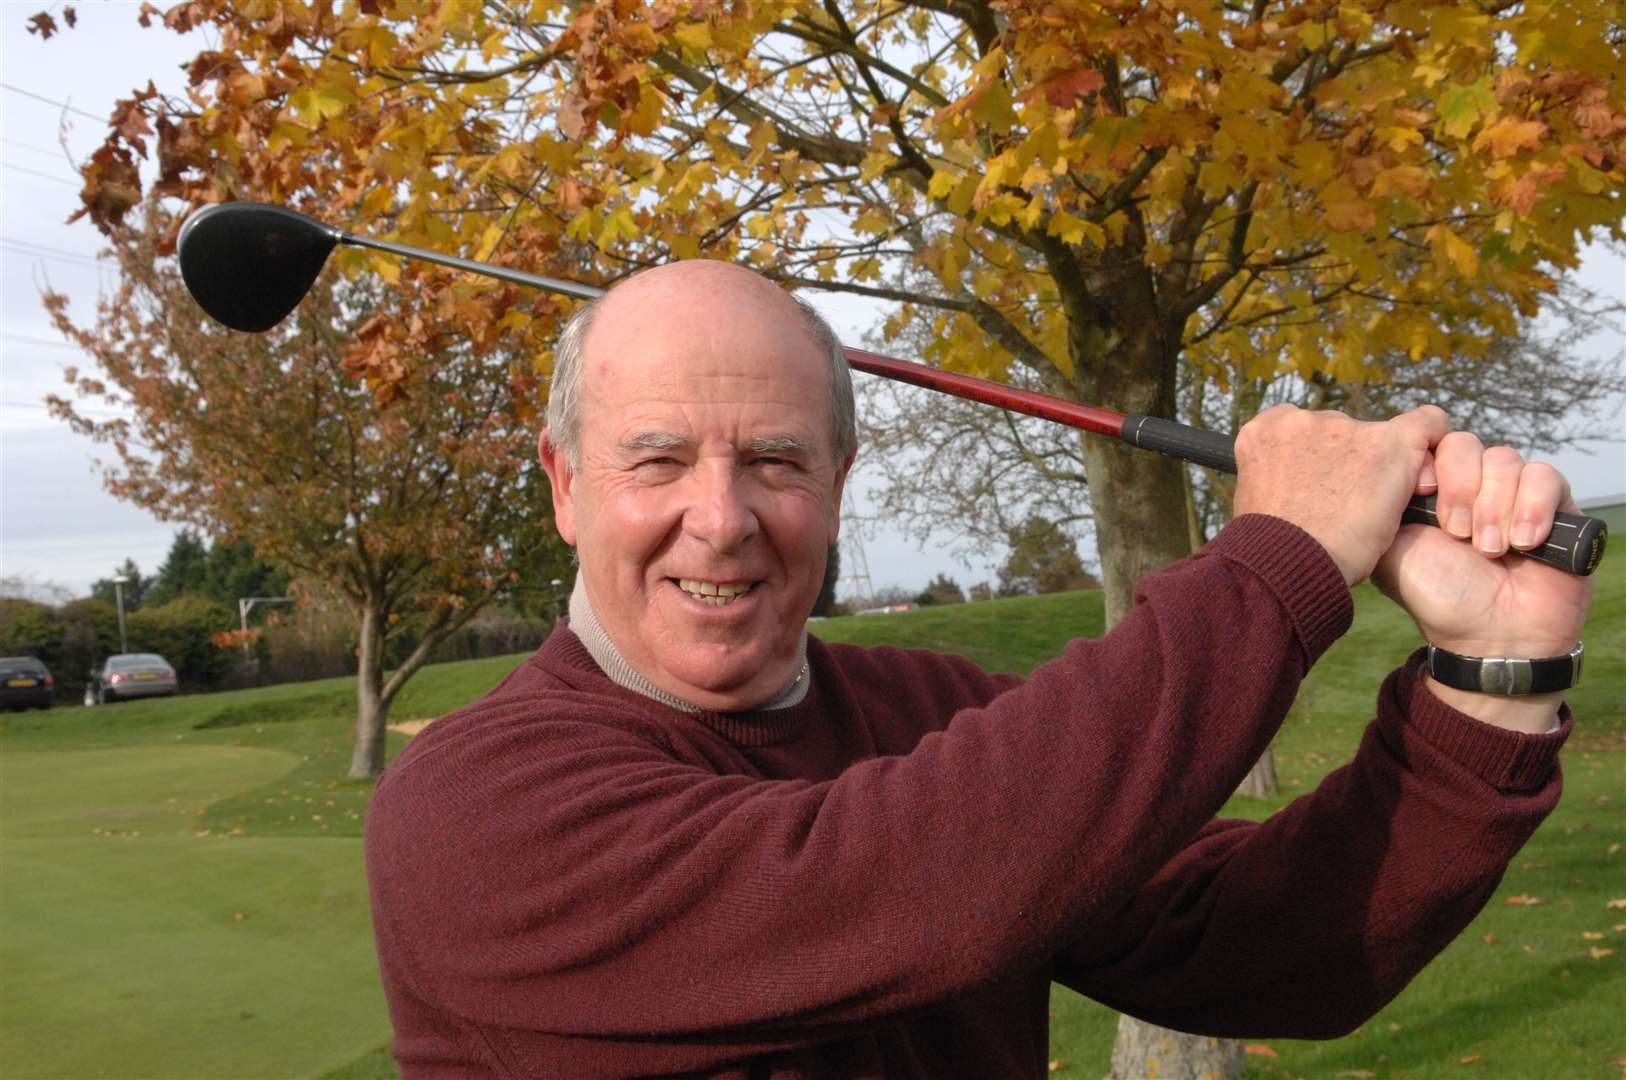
678, 579, 754, 605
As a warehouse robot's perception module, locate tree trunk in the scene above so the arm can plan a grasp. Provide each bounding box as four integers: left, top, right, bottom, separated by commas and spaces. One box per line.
1080, 434, 1192, 627
1065, 279, 1244, 1080
1068, 300, 1191, 627
349, 597, 389, 779
1236, 748, 1279, 799
1106, 1020, 1244, 1080
1226, 374, 1278, 800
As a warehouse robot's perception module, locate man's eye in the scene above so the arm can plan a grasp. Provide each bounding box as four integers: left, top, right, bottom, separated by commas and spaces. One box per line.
753, 456, 795, 468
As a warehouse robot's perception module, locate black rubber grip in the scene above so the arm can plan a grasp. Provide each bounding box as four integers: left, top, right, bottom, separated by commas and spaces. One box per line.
1400, 494, 1606, 577
1121, 414, 1238, 473
1120, 414, 1607, 576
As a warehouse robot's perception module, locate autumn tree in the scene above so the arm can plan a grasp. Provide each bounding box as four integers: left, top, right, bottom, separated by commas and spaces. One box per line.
47, 203, 569, 777
51, 1, 1626, 1073
144, 530, 292, 610
89, 558, 152, 611
998, 515, 1098, 596
914, 571, 966, 605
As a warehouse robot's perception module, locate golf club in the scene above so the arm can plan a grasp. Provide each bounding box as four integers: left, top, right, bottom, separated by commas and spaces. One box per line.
176, 200, 1606, 576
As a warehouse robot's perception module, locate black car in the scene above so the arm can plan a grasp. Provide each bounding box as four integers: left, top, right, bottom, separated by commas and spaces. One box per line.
0, 656, 55, 711
86, 653, 179, 705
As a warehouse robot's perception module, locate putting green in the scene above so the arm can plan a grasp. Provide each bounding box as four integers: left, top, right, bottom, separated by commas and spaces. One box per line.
0, 746, 392, 1079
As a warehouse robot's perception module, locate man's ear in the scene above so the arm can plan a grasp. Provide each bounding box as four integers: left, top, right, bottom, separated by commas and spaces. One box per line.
538, 428, 578, 546
827, 450, 856, 545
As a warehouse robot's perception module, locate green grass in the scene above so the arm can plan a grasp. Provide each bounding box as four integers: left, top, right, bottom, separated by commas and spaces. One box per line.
809, 572, 1625, 1078
2, 565, 1620, 1079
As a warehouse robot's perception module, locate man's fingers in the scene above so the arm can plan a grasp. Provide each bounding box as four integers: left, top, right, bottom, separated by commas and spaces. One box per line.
1394, 404, 1451, 447
1472, 446, 1526, 556
1391, 405, 1450, 494
1509, 462, 1569, 550
1433, 431, 1483, 539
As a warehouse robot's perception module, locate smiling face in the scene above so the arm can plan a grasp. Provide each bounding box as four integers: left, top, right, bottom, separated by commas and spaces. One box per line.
539, 262, 852, 711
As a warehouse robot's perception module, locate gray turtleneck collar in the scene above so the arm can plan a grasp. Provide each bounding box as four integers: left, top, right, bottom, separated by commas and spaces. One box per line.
567, 575, 811, 713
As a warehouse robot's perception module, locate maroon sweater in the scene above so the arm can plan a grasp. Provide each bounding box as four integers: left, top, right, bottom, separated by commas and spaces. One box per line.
365, 516, 1568, 1078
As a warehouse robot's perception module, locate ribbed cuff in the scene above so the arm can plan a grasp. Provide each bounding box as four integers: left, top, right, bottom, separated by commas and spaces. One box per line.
1205, 514, 1353, 665
1389, 649, 1571, 792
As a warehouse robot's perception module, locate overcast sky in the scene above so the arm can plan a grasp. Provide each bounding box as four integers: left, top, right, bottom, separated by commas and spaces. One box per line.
2, 7, 1621, 601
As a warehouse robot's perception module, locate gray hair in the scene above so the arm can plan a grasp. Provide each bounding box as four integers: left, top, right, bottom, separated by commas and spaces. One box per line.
545, 291, 857, 470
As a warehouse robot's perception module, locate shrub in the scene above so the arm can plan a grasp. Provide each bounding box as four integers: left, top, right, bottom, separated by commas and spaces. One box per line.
126, 596, 237, 689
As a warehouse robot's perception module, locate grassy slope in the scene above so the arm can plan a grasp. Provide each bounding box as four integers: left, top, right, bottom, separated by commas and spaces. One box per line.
0, 563, 1618, 1079
815, 567, 1626, 1079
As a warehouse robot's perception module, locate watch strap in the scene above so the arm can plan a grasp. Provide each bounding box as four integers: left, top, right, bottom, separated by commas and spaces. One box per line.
1426, 642, 1583, 695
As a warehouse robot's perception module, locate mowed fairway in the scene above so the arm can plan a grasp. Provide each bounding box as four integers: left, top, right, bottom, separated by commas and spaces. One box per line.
1, 730, 392, 1077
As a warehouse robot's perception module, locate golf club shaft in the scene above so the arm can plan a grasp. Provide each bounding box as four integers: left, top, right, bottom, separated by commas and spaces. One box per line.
185, 202, 1608, 575
341, 232, 606, 302
836, 344, 1604, 575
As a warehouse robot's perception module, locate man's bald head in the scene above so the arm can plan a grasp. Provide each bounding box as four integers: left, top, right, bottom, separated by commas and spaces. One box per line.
545, 262, 855, 470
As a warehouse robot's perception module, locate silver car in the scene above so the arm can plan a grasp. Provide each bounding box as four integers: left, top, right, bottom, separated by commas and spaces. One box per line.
87, 653, 178, 705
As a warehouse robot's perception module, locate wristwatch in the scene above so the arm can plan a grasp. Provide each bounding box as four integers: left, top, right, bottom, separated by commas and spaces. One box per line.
1425, 642, 1584, 695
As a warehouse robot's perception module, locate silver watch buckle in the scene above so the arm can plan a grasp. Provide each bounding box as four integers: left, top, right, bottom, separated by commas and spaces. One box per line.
1475, 657, 1531, 695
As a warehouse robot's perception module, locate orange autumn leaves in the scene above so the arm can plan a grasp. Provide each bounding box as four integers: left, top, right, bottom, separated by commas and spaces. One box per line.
43, 0, 1625, 405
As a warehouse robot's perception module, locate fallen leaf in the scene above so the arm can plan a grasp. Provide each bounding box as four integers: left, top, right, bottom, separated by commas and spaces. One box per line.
234, 911, 246, 921
1609, 842, 1622, 856
1244, 1044, 1279, 1058
1590, 947, 1616, 960
1482, 932, 1498, 945
1584, 931, 1606, 940
1506, 894, 1546, 906
1614, 924, 1626, 933
1521, 944, 1536, 954
1337, 1072, 1377, 1079
1607, 899, 1626, 910
1459, 1054, 1481, 1064
1048, 1062, 1067, 1074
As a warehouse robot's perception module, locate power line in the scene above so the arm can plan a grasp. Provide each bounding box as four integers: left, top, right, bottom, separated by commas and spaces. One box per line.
2, 162, 78, 187
0, 242, 106, 270
1, 237, 109, 262
0, 81, 103, 121
1, 136, 67, 158
3, 332, 83, 351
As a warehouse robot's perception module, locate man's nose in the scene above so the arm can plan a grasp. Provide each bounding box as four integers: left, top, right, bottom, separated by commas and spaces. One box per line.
685, 464, 760, 551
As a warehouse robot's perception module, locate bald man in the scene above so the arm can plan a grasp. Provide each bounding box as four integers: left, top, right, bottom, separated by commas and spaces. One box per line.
366, 262, 1590, 1078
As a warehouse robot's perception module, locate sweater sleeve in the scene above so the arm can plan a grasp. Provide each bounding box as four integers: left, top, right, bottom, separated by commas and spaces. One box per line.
365, 516, 1349, 1059
1053, 653, 1568, 1038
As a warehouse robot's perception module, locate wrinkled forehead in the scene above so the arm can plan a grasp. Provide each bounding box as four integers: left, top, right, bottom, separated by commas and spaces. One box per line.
576, 264, 833, 431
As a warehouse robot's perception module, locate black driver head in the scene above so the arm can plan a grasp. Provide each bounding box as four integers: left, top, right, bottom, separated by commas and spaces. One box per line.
177, 202, 341, 332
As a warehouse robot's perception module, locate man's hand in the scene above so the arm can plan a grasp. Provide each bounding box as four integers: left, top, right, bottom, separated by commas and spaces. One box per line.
1233, 404, 1451, 587
1234, 406, 1592, 732
1374, 432, 1592, 659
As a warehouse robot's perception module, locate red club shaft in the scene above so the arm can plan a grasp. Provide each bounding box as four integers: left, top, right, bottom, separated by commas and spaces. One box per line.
840, 348, 1127, 439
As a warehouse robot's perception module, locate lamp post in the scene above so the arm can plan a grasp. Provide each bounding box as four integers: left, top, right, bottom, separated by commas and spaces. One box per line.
111, 574, 130, 654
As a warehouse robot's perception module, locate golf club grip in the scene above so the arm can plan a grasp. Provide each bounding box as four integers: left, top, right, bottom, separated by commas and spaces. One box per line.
1120, 414, 1606, 576
1121, 414, 1239, 473
1399, 495, 1606, 576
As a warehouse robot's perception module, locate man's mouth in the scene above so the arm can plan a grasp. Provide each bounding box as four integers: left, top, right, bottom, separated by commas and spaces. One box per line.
677, 579, 757, 607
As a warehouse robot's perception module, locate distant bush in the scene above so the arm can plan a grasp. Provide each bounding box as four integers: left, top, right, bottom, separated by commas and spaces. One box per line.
0, 598, 62, 662
0, 597, 120, 696
127, 596, 237, 689
425, 610, 553, 664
